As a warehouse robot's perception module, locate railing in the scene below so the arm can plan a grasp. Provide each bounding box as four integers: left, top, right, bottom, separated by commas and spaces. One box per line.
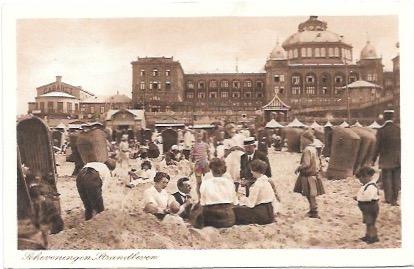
293, 95, 395, 114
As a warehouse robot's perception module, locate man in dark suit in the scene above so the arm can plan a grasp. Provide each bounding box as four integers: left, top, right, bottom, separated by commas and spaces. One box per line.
373, 110, 401, 206
172, 177, 192, 219
240, 137, 272, 196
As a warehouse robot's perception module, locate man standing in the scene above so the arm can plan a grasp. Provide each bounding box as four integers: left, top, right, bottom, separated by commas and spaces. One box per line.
76, 158, 116, 220
373, 110, 401, 206
240, 137, 272, 196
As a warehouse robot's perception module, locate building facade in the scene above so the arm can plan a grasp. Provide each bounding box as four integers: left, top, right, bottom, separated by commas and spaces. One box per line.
131, 16, 398, 122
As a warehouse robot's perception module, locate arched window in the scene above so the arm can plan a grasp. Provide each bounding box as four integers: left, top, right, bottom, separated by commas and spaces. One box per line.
305, 73, 316, 95
244, 80, 252, 88
221, 80, 229, 88
152, 68, 159, 76
232, 80, 240, 88
198, 80, 205, 89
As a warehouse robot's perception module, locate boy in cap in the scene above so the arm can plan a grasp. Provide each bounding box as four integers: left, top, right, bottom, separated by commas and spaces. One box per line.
355, 166, 380, 244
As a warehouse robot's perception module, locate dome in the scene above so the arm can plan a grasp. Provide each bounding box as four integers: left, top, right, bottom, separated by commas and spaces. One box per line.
282, 30, 345, 47
360, 41, 378, 59
282, 16, 349, 48
106, 93, 132, 103
269, 41, 286, 60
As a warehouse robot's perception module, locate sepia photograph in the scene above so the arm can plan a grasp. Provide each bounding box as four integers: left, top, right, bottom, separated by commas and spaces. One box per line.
3, 1, 414, 268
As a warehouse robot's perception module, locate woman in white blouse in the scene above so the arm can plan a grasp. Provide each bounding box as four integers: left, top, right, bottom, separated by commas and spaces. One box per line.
199, 158, 238, 228
143, 172, 180, 220
234, 159, 277, 225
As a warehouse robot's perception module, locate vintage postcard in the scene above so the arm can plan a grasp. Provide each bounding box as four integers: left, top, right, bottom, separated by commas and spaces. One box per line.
2, 0, 414, 268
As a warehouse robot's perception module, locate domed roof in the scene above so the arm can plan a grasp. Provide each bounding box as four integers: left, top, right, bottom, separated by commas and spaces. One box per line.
269, 41, 286, 60
106, 93, 132, 103
283, 30, 345, 47
282, 16, 350, 48
360, 41, 378, 59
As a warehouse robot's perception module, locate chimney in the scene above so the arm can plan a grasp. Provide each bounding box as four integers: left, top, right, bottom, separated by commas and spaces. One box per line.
56, 76, 62, 83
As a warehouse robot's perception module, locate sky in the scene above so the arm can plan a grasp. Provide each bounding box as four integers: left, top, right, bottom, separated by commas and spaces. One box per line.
16, 16, 398, 114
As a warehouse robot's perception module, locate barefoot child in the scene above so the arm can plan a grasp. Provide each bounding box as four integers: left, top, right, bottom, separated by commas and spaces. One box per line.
355, 166, 380, 244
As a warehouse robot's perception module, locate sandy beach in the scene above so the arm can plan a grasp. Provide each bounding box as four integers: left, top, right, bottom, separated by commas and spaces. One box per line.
49, 151, 401, 249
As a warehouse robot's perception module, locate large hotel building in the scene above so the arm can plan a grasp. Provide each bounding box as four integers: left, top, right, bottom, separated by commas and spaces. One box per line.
28, 16, 399, 126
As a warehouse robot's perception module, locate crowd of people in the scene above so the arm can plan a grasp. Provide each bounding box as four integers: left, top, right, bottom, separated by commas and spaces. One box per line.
54, 109, 400, 245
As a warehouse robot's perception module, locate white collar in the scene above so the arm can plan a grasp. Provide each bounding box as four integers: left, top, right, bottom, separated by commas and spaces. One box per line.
178, 191, 187, 197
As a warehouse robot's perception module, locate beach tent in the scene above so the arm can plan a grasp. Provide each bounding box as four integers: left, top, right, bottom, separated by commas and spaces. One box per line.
310, 120, 323, 129
287, 118, 307, 128
324, 121, 334, 127
339, 121, 350, 128
352, 121, 363, 127
368, 121, 382, 129
265, 119, 284, 128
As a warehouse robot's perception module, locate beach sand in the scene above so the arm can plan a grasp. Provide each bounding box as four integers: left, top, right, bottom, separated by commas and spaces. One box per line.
49, 151, 401, 249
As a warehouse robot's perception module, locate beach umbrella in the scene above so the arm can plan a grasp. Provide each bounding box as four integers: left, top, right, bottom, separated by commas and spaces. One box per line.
265, 119, 284, 128
287, 118, 307, 128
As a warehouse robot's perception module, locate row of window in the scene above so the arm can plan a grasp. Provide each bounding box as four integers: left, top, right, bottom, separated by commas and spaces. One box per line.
36, 102, 79, 113
139, 81, 171, 90
287, 47, 352, 60
186, 91, 264, 99
186, 79, 263, 89
290, 74, 358, 85
140, 69, 171, 77
291, 86, 343, 95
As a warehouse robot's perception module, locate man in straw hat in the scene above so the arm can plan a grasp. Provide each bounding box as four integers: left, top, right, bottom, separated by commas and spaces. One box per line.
373, 109, 401, 206
240, 137, 272, 196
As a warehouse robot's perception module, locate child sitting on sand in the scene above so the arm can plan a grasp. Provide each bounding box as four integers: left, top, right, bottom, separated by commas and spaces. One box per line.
355, 166, 380, 244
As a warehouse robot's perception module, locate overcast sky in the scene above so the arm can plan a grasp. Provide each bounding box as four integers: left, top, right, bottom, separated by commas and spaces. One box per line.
17, 16, 398, 114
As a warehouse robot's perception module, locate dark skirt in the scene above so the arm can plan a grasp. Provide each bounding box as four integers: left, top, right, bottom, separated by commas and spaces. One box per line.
293, 174, 325, 197
202, 203, 235, 228
234, 202, 274, 225
358, 201, 379, 225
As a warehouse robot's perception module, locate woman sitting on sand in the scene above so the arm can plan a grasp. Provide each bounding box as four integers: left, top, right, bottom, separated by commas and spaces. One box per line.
143, 172, 180, 220
233, 159, 278, 225
199, 158, 238, 228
